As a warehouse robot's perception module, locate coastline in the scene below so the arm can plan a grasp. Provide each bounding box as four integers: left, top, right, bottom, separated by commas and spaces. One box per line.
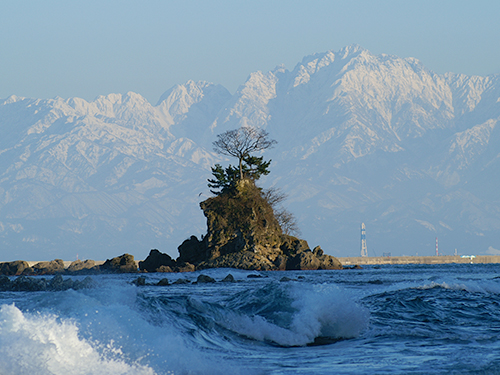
13, 255, 500, 273
26, 260, 106, 268
338, 255, 500, 266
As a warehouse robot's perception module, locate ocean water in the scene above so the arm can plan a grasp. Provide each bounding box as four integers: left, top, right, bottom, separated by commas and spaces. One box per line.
1, 263, 499, 374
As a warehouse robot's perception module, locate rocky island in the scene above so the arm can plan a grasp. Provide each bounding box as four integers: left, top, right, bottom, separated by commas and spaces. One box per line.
138, 126, 341, 272
140, 178, 342, 272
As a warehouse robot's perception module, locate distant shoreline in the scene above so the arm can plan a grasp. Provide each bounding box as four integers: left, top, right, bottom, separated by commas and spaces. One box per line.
25, 260, 106, 268
13, 256, 500, 270
338, 255, 500, 266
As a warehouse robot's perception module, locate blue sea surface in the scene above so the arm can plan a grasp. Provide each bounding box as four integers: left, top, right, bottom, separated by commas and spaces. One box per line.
0, 263, 499, 374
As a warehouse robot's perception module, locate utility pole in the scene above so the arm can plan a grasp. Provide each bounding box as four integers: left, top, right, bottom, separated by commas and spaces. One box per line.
361, 223, 368, 257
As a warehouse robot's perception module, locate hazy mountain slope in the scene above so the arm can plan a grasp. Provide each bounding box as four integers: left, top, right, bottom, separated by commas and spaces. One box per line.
1, 46, 499, 261
0, 86, 223, 260
210, 45, 500, 257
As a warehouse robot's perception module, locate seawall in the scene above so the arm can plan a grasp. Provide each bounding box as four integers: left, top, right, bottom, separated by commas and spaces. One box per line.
338, 255, 500, 266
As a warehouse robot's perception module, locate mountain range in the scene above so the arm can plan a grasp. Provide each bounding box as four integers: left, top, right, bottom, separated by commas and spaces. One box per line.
1, 45, 499, 261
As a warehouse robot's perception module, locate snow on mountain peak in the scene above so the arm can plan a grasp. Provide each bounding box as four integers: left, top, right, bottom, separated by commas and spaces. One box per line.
272, 64, 287, 74
337, 44, 366, 60
3, 95, 24, 104
1, 46, 500, 260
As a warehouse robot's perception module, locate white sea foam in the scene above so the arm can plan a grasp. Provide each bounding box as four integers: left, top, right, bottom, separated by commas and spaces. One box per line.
417, 279, 500, 295
220, 283, 369, 346
289, 283, 369, 340
0, 281, 244, 375
0, 303, 156, 375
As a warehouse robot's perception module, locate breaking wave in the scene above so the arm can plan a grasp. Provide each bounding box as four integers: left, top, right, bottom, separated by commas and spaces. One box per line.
216, 282, 369, 346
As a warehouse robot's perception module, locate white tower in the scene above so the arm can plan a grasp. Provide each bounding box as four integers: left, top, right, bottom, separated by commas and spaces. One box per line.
361, 223, 368, 257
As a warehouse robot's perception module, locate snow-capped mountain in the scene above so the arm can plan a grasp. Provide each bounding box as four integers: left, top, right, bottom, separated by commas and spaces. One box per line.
1, 45, 499, 261
0, 89, 223, 261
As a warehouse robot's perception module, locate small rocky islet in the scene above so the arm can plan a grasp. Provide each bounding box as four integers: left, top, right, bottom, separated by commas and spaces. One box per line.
0, 180, 344, 289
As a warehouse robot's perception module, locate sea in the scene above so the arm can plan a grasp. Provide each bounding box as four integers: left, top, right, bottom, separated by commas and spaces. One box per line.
0, 263, 499, 374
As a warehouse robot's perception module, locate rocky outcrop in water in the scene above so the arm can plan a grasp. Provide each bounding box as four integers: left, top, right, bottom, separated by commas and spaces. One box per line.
181, 180, 342, 271
66, 259, 97, 274
100, 253, 138, 273
32, 259, 65, 275
0, 254, 138, 276
138, 249, 176, 272
0, 274, 94, 291
0, 261, 32, 276
140, 179, 341, 272
139, 249, 196, 273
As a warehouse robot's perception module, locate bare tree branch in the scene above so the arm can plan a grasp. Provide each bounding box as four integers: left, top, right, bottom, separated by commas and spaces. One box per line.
262, 187, 301, 236
213, 127, 277, 179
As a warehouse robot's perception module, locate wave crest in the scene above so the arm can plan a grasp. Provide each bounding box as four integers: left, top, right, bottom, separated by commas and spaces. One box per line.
0, 303, 156, 375
218, 283, 369, 347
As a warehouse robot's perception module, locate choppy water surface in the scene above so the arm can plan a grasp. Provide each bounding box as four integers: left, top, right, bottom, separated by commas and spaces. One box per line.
1, 264, 499, 374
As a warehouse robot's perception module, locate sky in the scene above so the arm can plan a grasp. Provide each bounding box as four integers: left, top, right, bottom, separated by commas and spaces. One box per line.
1, 0, 499, 105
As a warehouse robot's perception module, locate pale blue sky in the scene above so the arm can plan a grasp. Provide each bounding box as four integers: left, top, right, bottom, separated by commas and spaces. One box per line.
1, 0, 499, 104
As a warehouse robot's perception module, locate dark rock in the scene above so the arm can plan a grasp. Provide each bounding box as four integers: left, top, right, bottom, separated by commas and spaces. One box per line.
73, 276, 95, 289
100, 254, 138, 273
21, 267, 35, 275
178, 236, 207, 265
286, 245, 342, 270
48, 274, 63, 289
132, 276, 146, 286
139, 249, 176, 273
176, 179, 342, 271
48, 274, 78, 290
221, 274, 235, 283
313, 246, 324, 257
342, 264, 363, 270
1, 274, 94, 292
247, 274, 264, 279
172, 278, 190, 285
198, 251, 275, 271
67, 259, 96, 274
12, 276, 47, 291
157, 278, 170, 286
279, 236, 310, 256
196, 274, 216, 283
193, 181, 282, 263
0, 275, 12, 290
0, 260, 32, 276
174, 262, 196, 273
48, 274, 68, 290
11, 276, 32, 291
287, 250, 321, 270
33, 259, 65, 275
280, 276, 293, 282
273, 255, 287, 270
316, 254, 343, 270
156, 265, 173, 273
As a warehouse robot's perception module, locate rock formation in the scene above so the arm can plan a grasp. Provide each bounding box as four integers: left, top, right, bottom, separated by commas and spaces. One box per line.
138, 249, 176, 272
138, 249, 195, 273
0, 261, 32, 276
141, 179, 342, 271
32, 259, 65, 275
66, 259, 97, 274
0, 274, 94, 292
100, 253, 138, 273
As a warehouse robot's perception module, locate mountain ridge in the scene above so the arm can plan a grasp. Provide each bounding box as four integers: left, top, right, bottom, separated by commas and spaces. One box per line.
1, 45, 499, 261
